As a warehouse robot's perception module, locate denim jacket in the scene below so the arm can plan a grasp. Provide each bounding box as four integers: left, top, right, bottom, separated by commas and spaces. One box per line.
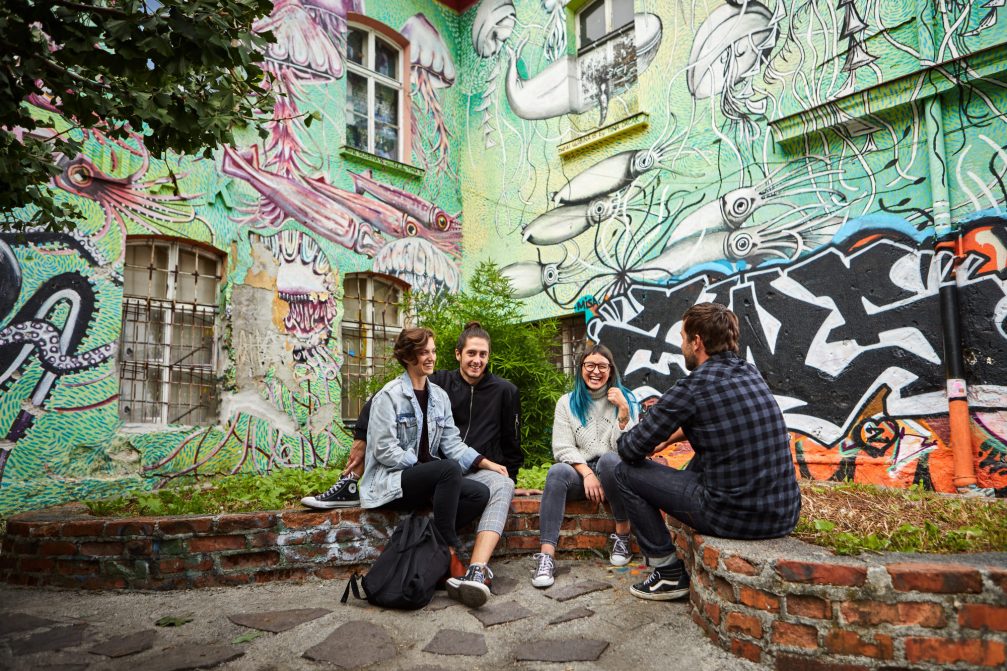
360, 372, 481, 508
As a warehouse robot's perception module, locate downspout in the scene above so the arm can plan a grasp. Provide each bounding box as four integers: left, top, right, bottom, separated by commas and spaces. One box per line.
924, 95, 977, 491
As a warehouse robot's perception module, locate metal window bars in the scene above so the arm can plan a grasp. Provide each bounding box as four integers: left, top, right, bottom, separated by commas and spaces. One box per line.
340, 273, 406, 421
118, 240, 222, 426
550, 313, 588, 378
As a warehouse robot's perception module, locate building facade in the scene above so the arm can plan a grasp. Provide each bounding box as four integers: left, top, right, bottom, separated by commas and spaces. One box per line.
2, 0, 1006, 515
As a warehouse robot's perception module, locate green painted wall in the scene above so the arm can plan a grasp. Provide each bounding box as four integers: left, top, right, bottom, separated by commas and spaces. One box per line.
2, 0, 1006, 516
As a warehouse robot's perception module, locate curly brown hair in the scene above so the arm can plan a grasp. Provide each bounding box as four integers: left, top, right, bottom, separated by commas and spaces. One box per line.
682, 302, 739, 355
393, 327, 435, 367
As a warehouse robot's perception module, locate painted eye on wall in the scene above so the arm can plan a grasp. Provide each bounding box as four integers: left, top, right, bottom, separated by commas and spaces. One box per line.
433, 211, 450, 231
726, 230, 755, 259
542, 264, 559, 287
405, 221, 419, 237
66, 163, 92, 187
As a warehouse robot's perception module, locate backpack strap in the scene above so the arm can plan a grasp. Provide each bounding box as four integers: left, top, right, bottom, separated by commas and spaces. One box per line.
340, 572, 365, 604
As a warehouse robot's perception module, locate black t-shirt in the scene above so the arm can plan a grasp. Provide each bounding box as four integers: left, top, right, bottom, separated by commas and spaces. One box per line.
414, 384, 430, 462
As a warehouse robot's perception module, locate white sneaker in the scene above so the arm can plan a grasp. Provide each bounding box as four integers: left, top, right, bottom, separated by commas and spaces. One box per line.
531, 552, 555, 588
609, 533, 633, 567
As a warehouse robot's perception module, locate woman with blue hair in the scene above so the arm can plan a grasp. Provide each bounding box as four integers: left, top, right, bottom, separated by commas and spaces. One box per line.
531, 343, 638, 588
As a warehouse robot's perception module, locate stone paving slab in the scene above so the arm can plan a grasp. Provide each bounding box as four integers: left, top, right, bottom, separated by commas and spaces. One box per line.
142, 645, 244, 671
227, 608, 330, 632
422, 629, 487, 656
549, 606, 595, 624
543, 579, 612, 602
468, 601, 533, 627
515, 637, 609, 662
489, 575, 517, 595
423, 596, 457, 611
9, 624, 89, 656
0, 613, 57, 637
88, 629, 157, 657
303, 620, 396, 668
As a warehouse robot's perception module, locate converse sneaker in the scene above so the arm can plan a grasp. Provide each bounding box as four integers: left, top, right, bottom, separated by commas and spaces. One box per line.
300, 475, 359, 509
446, 563, 493, 608
609, 533, 633, 567
531, 552, 555, 588
630, 561, 690, 601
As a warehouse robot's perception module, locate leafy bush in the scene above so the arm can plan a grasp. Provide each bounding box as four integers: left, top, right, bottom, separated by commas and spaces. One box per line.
397, 261, 571, 467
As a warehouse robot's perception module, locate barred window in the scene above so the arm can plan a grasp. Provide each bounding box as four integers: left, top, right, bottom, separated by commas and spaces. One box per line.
119, 239, 222, 425
548, 313, 589, 377
341, 273, 408, 421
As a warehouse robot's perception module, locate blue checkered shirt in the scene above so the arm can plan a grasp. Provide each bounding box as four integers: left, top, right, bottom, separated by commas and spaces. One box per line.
618, 351, 801, 539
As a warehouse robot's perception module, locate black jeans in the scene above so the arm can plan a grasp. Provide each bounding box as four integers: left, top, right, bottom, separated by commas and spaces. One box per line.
614, 460, 718, 559
385, 460, 490, 547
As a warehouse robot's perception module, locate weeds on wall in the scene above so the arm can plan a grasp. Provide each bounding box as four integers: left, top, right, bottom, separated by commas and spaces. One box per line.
794, 481, 1007, 554
85, 466, 344, 517
365, 262, 571, 467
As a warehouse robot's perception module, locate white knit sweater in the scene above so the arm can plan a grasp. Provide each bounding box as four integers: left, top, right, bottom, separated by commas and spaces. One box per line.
551, 388, 636, 465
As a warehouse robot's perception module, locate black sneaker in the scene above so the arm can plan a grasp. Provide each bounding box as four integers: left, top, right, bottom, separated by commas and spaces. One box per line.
446, 563, 493, 608
300, 475, 359, 509
630, 561, 690, 601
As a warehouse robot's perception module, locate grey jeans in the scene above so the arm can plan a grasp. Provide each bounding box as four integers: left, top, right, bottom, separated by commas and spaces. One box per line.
539, 452, 626, 547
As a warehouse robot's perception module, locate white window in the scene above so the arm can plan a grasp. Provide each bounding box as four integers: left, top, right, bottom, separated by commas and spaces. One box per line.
341, 273, 408, 421
577, 0, 634, 50
119, 239, 222, 426
345, 25, 404, 161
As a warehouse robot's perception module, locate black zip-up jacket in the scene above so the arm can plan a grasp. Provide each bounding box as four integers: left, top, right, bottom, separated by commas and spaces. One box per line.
354, 369, 523, 481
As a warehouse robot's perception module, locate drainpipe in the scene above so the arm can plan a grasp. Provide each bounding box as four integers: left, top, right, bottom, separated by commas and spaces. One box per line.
924, 95, 977, 491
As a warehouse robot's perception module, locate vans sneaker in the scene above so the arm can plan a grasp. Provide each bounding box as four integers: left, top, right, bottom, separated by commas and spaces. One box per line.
446, 563, 493, 608
300, 475, 359, 509
531, 552, 555, 588
609, 533, 633, 567
630, 561, 690, 601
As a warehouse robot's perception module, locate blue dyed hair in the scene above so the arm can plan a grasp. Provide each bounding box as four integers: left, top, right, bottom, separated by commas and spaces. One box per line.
569, 344, 638, 427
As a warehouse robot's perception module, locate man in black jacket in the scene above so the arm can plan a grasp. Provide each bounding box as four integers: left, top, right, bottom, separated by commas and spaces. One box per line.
301, 322, 521, 607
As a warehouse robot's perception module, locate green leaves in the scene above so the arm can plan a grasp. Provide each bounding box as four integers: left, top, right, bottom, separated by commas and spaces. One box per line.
1, 0, 278, 231
404, 262, 570, 467
156, 614, 194, 627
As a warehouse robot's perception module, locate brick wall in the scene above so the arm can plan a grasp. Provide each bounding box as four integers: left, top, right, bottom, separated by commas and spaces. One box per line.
0, 499, 617, 590
671, 519, 1007, 670
3, 501, 1004, 670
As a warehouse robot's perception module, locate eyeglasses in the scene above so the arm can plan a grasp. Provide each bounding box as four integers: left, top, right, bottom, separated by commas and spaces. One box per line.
582, 362, 610, 373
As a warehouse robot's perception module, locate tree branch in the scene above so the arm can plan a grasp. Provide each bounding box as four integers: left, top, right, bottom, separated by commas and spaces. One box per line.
50, 0, 130, 18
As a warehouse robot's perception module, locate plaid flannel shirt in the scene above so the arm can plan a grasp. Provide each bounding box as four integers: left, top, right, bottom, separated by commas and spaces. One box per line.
618, 351, 801, 539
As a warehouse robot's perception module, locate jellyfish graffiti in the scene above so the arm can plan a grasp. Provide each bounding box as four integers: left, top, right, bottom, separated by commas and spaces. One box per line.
472, 0, 517, 148
686, 0, 780, 133
401, 14, 457, 175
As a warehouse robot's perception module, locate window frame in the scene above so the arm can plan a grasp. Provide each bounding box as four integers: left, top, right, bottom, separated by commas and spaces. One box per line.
339, 272, 410, 423
548, 313, 589, 378
574, 0, 635, 53
118, 236, 223, 427
345, 14, 412, 163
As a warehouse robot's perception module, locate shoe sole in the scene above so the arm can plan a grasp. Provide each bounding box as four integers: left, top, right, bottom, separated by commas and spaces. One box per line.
610, 555, 633, 567
445, 579, 490, 608
531, 578, 554, 589
299, 499, 360, 509
629, 585, 689, 601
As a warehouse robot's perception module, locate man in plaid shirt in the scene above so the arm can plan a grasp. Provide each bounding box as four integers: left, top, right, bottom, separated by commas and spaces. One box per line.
615, 302, 801, 601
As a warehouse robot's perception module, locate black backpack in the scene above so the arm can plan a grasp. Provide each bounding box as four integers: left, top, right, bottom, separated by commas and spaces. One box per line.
341, 514, 449, 610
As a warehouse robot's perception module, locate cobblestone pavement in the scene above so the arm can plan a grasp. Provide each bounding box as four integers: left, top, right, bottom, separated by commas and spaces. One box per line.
0, 557, 764, 670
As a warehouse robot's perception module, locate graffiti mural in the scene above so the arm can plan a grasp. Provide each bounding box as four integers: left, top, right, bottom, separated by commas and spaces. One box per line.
1, 0, 467, 516
463, 0, 1007, 495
